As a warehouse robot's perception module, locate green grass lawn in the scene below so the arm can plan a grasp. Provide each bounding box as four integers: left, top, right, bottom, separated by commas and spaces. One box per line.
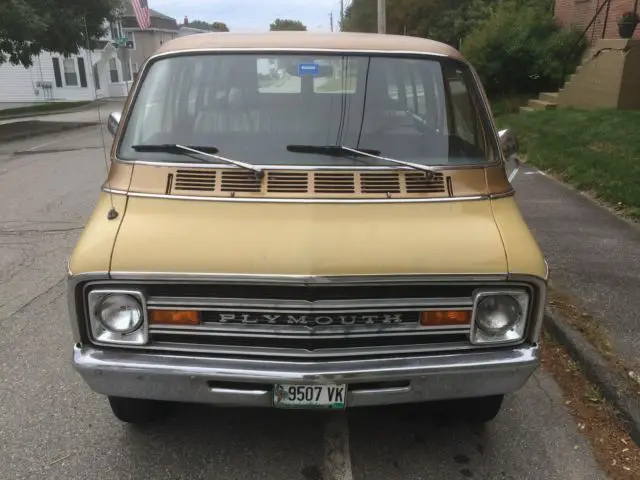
496, 108, 640, 220
0, 101, 92, 119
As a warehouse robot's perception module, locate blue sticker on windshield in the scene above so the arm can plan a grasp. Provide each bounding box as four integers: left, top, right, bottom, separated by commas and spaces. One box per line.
298, 63, 320, 76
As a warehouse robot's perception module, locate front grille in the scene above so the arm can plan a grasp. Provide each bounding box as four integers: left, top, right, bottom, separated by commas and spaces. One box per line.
128, 282, 483, 359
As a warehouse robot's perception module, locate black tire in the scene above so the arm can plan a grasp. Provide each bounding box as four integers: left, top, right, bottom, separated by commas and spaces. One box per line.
455, 395, 504, 424
108, 396, 170, 424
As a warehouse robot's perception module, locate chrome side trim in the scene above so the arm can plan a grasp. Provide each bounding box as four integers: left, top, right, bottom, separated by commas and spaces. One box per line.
67, 271, 110, 343
102, 186, 488, 204
489, 189, 515, 200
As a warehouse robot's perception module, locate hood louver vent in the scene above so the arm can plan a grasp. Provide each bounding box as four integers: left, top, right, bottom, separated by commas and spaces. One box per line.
171, 169, 450, 197
360, 173, 401, 193
267, 172, 309, 193
220, 171, 262, 192
405, 172, 445, 193
314, 173, 356, 193
174, 169, 217, 191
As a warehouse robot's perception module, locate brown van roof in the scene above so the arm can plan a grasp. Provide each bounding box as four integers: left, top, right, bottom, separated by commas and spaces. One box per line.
154, 32, 463, 60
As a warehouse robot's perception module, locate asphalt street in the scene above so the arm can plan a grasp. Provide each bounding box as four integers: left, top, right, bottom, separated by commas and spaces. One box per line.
0, 126, 607, 480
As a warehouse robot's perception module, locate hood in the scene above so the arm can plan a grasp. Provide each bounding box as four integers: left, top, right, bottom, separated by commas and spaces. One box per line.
109, 197, 508, 276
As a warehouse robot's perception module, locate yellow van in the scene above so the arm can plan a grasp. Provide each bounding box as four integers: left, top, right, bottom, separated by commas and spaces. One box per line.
67, 32, 548, 424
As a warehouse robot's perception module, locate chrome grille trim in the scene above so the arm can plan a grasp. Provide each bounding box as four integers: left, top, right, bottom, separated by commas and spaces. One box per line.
149, 325, 469, 339
129, 341, 476, 359
146, 296, 473, 309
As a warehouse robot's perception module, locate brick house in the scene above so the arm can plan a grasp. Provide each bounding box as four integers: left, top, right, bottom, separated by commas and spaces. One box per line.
555, 0, 640, 43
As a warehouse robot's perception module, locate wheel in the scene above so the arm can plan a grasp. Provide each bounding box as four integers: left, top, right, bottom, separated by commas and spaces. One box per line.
455, 395, 504, 424
108, 396, 170, 424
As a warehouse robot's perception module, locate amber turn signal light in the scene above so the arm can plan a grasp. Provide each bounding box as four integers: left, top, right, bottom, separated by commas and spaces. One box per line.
149, 309, 201, 326
420, 310, 471, 326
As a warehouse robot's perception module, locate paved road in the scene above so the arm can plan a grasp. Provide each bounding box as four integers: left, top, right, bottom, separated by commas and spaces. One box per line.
0, 128, 607, 479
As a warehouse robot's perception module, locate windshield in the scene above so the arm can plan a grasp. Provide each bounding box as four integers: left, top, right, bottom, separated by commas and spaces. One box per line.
118, 53, 497, 166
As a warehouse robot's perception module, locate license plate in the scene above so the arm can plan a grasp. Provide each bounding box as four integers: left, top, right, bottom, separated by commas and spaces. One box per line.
273, 384, 346, 409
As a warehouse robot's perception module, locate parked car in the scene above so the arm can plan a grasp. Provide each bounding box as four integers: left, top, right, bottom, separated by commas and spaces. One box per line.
67, 32, 548, 424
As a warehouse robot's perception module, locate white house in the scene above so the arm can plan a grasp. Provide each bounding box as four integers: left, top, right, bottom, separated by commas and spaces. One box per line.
0, 1, 178, 105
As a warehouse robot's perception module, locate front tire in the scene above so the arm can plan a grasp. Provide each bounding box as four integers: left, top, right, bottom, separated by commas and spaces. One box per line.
108, 396, 170, 424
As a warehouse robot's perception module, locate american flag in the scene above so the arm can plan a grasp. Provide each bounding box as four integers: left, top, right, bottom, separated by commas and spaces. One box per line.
132, 0, 151, 30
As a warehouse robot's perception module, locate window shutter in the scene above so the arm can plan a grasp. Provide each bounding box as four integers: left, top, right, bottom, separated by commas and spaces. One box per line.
78, 58, 88, 87
52, 58, 63, 87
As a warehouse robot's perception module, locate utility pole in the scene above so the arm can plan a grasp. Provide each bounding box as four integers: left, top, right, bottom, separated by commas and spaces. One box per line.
377, 0, 386, 34
340, 0, 344, 29
330, 12, 334, 32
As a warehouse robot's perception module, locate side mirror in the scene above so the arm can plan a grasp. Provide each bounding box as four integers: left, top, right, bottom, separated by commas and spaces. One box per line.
107, 112, 121, 137
498, 128, 521, 183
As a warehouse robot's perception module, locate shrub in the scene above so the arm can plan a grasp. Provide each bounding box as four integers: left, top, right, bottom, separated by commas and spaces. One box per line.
461, 0, 586, 96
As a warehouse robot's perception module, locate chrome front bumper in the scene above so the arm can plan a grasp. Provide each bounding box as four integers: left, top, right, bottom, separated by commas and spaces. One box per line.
73, 344, 540, 407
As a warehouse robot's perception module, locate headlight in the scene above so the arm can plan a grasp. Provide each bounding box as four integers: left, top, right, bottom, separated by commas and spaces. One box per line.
470, 290, 529, 345
88, 290, 148, 345
98, 294, 143, 333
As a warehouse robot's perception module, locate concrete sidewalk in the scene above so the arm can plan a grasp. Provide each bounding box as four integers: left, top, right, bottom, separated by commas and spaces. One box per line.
513, 165, 640, 371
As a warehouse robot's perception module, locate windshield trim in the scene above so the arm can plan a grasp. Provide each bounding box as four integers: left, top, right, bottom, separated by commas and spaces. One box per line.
113, 48, 501, 171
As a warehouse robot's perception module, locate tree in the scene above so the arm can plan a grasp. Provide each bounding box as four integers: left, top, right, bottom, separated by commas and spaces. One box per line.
212, 22, 229, 32
461, 0, 585, 95
187, 19, 229, 32
0, 0, 118, 68
187, 19, 211, 30
270, 19, 307, 31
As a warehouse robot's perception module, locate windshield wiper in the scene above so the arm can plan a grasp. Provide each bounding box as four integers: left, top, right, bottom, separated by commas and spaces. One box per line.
286, 145, 438, 179
132, 144, 263, 179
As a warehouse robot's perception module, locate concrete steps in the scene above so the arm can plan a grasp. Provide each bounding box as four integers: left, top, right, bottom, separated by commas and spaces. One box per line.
527, 99, 557, 110
539, 92, 559, 103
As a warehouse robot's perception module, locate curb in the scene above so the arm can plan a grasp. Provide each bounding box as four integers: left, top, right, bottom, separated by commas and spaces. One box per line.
0, 121, 99, 143
0, 99, 111, 121
544, 309, 640, 446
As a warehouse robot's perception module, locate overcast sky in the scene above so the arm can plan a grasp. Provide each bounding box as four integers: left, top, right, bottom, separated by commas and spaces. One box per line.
149, 0, 341, 32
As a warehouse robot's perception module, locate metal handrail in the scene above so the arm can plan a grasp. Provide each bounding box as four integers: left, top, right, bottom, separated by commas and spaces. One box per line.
559, 0, 612, 90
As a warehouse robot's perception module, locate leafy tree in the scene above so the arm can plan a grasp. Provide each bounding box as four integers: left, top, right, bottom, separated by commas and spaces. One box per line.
0, 0, 118, 68
187, 19, 229, 32
187, 19, 211, 30
270, 19, 307, 31
461, 0, 586, 95
212, 22, 229, 32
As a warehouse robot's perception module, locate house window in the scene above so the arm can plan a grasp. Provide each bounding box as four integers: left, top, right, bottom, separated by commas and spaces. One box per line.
63, 58, 78, 86
110, 22, 120, 40
126, 31, 136, 49
109, 58, 119, 83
